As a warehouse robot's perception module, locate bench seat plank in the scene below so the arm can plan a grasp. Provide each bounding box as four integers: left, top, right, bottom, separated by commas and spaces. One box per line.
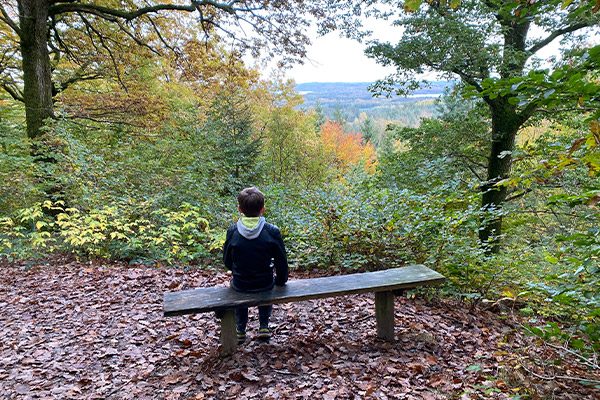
164, 264, 444, 317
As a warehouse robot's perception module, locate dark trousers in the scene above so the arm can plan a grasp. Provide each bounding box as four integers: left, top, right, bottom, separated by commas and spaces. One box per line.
236, 305, 272, 332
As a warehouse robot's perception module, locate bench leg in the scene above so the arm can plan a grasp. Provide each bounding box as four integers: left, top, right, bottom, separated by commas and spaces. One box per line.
220, 309, 237, 356
375, 291, 395, 341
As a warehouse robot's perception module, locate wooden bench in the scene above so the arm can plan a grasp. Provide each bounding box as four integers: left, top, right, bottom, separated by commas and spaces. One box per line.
163, 264, 445, 355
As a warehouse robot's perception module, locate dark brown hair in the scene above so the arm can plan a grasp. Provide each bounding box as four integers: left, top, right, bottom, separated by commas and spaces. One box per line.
237, 187, 264, 217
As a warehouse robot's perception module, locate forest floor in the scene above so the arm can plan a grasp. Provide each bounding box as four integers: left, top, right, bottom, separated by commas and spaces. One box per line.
1, 257, 598, 400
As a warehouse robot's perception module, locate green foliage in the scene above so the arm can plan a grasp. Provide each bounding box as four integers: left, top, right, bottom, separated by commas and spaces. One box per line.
202, 88, 261, 195
0, 201, 217, 264
265, 176, 486, 282
380, 93, 489, 191
471, 45, 600, 124
257, 80, 330, 187
511, 125, 600, 354
0, 116, 39, 213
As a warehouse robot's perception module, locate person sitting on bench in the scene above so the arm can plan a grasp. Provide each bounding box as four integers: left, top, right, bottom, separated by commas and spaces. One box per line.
223, 187, 289, 344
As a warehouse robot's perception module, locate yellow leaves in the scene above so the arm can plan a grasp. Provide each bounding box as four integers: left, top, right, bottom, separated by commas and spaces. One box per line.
31, 231, 51, 248
109, 232, 128, 240
0, 217, 14, 228
589, 120, 600, 147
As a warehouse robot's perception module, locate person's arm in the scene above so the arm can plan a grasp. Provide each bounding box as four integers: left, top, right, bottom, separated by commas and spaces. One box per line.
272, 227, 288, 286
223, 226, 234, 270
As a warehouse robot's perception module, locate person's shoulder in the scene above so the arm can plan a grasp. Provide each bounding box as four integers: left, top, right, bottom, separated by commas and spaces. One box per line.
263, 222, 281, 236
226, 223, 238, 235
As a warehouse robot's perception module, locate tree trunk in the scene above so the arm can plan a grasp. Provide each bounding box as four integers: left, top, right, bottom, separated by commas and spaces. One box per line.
18, 0, 65, 211
479, 101, 521, 254
18, 0, 53, 140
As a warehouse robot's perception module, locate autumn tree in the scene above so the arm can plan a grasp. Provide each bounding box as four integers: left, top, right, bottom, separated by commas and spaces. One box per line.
256, 79, 330, 186
321, 121, 377, 174
349, 0, 599, 252
0, 0, 325, 141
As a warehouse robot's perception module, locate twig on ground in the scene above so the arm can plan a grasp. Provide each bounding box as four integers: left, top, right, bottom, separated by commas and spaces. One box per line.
274, 369, 297, 375
520, 363, 600, 385
544, 342, 600, 370
273, 323, 289, 334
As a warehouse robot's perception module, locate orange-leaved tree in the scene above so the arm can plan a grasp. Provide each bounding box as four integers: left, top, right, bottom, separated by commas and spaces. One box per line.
320, 121, 377, 175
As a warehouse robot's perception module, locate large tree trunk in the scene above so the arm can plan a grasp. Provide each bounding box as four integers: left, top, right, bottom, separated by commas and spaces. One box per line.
479, 101, 521, 254
18, 0, 64, 211
478, 15, 530, 254
18, 0, 54, 140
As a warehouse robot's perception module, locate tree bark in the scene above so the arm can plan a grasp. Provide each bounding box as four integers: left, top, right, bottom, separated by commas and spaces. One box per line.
18, 0, 54, 140
478, 16, 530, 254
18, 0, 65, 211
479, 100, 521, 253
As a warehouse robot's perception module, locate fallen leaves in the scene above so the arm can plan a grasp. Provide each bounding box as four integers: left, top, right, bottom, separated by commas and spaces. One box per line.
0, 257, 598, 399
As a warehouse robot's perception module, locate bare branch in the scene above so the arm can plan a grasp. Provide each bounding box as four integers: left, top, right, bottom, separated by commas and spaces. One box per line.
48, 1, 239, 20
116, 20, 161, 56
466, 163, 484, 181
54, 71, 103, 96
146, 15, 180, 56
527, 22, 591, 55
49, 18, 81, 64
78, 13, 128, 91
451, 68, 483, 93
0, 5, 20, 37
505, 189, 532, 202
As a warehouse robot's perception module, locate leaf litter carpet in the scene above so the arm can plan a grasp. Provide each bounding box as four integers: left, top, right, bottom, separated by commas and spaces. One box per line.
0, 258, 597, 399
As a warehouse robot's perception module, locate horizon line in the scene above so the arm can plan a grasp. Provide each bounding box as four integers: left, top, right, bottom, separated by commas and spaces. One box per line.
294, 80, 452, 85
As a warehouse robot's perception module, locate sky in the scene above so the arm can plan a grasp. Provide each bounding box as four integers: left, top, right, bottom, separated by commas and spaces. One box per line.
286, 32, 397, 83
285, 19, 400, 84
276, 16, 588, 84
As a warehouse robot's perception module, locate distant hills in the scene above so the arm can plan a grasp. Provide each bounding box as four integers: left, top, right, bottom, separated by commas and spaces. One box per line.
295, 81, 451, 111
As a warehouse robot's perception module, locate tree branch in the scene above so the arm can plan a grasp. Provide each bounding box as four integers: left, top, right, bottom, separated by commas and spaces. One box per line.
465, 163, 484, 181
1, 81, 24, 102
505, 188, 532, 202
48, 1, 240, 20
78, 13, 127, 91
49, 19, 81, 64
0, 5, 20, 37
54, 71, 103, 96
146, 15, 180, 56
527, 22, 591, 55
451, 68, 483, 92
116, 20, 161, 56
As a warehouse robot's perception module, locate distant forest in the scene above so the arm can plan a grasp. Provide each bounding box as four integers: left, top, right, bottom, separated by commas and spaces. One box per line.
296, 81, 452, 143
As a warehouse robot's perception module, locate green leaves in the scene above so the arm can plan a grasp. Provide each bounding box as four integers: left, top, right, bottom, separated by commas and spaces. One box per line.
404, 0, 423, 12
404, 0, 461, 12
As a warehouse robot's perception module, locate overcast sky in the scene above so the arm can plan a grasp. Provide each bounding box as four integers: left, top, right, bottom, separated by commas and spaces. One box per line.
286, 32, 397, 83
275, 18, 585, 84
284, 19, 401, 84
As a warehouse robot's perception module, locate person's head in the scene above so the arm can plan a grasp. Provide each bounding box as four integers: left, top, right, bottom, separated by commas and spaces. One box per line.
237, 187, 265, 217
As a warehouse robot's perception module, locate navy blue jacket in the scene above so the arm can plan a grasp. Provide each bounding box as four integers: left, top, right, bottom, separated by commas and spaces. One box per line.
223, 222, 288, 292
